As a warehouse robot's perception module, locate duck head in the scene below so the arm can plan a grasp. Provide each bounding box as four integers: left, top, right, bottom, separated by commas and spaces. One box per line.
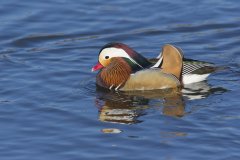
92, 42, 151, 72
91, 42, 152, 90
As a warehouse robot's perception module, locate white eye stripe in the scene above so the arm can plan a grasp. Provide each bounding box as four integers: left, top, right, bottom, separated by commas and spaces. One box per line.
100, 48, 131, 59
100, 47, 143, 68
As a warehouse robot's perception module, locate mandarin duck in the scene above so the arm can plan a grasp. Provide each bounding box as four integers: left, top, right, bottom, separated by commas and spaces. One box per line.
92, 43, 215, 91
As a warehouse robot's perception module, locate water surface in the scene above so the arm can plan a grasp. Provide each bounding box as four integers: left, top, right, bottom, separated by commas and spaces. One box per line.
0, 0, 240, 160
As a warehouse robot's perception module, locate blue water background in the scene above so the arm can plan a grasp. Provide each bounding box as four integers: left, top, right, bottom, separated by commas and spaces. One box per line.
0, 0, 240, 159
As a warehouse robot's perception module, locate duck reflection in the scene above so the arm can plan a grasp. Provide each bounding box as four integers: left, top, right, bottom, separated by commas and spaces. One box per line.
95, 90, 149, 124
95, 81, 227, 124
95, 87, 185, 124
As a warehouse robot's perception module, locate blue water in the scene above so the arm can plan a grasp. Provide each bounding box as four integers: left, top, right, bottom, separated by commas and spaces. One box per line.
0, 0, 240, 159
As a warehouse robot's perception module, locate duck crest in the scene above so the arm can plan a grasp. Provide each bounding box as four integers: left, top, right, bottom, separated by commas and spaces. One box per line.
102, 42, 152, 68
97, 57, 132, 90
120, 45, 152, 68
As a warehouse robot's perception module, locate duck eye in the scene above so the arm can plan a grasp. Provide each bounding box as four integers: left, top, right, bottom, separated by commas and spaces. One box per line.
105, 56, 109, 59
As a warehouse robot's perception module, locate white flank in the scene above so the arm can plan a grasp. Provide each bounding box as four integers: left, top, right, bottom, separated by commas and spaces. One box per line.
182, 74, 210, 84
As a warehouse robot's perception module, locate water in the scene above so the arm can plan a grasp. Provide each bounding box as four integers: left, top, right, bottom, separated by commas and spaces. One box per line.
0, 0, 240, 159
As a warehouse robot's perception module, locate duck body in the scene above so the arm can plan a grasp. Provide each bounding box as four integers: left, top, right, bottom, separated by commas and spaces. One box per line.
92, 42, 215, 91
96, 59, 181, 91
121, 69, 181, 91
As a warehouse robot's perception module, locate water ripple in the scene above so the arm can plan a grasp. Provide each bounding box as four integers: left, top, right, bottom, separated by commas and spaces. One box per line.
0, 0, 240, 159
